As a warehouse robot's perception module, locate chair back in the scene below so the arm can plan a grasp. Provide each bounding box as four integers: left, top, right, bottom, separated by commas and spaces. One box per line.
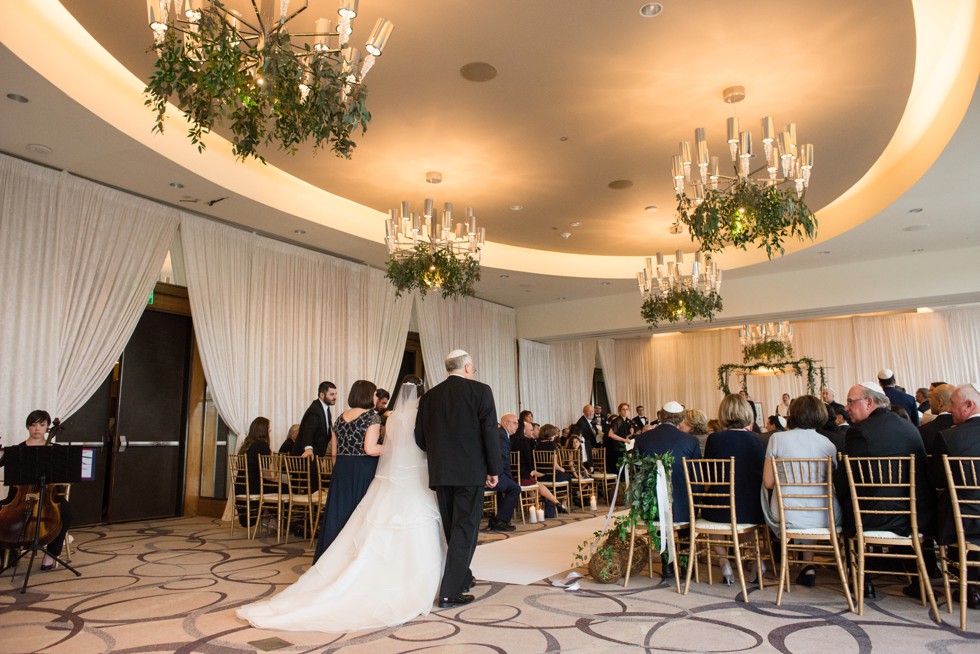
684, 457, 736, 525
942, 455, 980, 546
532, 449, 557, 476
560, 447, 582, 474
842, 455, 919, 537
591, 448, 607, 473
257, 453, 282, 499
282, 455, 312, 497
316, 455, 333, 493
510, 450, 521, 481
229, 453, 249, 496
770, 456, 837, 532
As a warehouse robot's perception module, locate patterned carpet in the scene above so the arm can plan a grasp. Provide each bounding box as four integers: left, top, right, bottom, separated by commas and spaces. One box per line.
0, 513, 977, 653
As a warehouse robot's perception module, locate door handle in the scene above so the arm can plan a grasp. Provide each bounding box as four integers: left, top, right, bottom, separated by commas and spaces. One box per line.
119, 435, 127, 452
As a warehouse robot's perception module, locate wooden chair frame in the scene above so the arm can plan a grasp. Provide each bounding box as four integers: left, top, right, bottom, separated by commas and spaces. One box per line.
510, 451, 539, 524
533, 449, 571, 510
683, 457, 765, 602
254, 453, 285, 542
560, 447, 596, 509
310, 455, 333, 545
770, 456, 854, 612
590, 448, 618, 506
483, 490, 499, 519
281, 455, 320, 546
229, 453, 260, 539
940, 455, 980, 631
843, 455, 940, 621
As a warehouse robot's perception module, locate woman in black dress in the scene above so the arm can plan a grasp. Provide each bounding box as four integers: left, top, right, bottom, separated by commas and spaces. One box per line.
702, 394, 765, 584
236, 417, 271, 528
604, 402, 635, 473
313, 380, 382, 562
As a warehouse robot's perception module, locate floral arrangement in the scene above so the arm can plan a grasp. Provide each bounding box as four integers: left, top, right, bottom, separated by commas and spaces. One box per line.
144, 5, 372, 162
742, 339, 794, 363
676, 181, 817, 259
384, 244, 481, 300
641, 287, 723, 328
717, 357, 825, 395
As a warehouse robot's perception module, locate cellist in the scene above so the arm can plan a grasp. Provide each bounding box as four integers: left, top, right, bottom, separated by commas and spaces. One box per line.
0, 410, 73, 570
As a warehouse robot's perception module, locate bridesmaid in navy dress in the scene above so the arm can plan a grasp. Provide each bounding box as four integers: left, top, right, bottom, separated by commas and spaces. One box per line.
314, 380, 383, 562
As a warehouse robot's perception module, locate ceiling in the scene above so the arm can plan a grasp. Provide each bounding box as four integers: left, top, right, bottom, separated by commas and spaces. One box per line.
1, 0, 978, 308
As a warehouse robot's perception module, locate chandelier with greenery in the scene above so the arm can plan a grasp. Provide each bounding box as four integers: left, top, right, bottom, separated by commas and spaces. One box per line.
638, 250, 723, 328
718, 320, 826, 394
384, 200, 485, 300
145, 0, 393, 161
672, 86, 818, 259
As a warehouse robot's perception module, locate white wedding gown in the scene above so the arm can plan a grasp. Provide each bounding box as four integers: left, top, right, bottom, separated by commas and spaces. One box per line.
237, 389, 446, 633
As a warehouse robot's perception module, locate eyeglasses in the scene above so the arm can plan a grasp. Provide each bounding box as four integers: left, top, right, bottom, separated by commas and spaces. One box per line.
845, 397, 868, 406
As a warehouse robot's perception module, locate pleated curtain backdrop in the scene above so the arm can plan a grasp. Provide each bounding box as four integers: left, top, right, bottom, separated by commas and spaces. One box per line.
0, 153, 179, 445
550, 338, 598, 428
518, 339, 555, 424
415, 293, 519, 416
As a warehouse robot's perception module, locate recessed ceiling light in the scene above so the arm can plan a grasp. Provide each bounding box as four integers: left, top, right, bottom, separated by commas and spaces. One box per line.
169, 182, 184, 189
560, 232, 571, 239
645, 205, 658, 212
908, 207, 923, 213
499, 274, 509, 278
569, 221, 582, 227
916, 307, 934, 313
25, 143, 52, 155
559, 136, 569, 142
6, 93, 29, 104
912, 248, 925, 253
557, 297, 567, 300
425, 171, 442, 184
294, 229, 306, 235
903, 224, 930, 232
510, 204, 524, 211
608, 179, 633, 190
600, 281, 611, 286
817, 250, 831, 255
459, 62, 497, 82
639, 3, 664, 18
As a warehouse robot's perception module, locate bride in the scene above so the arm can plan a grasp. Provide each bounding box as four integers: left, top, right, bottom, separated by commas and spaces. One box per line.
237, 375, 446, 632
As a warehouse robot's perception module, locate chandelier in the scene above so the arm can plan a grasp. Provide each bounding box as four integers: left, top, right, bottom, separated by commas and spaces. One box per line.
383, 200, 486, 300
671, 86, 818, 259
739, 321, 794, 375
637, 250, 723, 328
145, 0, 393, 161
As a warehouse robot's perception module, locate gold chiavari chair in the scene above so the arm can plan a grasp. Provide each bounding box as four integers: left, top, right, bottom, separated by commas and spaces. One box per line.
483, 489, 499, 520
770, 457, 854, 612
591, 448, 618, 506
229, 453, 260, 539
561, 447, 595, 509
940, 455, 980, 631
255, 453, 285, 542
281, 455, 319, 546
510, 451, 539, 524
683, 457, 765, 602
310, 455, 333, 543
533, 449, 571, 510
843, 455, 940, 621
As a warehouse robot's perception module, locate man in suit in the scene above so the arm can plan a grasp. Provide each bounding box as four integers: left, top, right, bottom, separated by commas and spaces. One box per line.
293, 381, 337, 458
487, 414, 521, 532
633, 401, 700, 580
835, 381, 933, 599
822, 386, 845, 417
632, 405, 650, 432
576, 405, 598, 465
879, 368, 920, 426
920, 383, 955, 455
416, 350, 501, 608
930, 383, 980, 609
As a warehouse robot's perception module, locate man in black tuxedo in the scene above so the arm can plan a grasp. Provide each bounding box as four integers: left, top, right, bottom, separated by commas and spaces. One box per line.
634, 401, 701, 523
487, 413, 520, 532
929, 383, 980, 609
293, 381, 337, 458
576, 405, 598, 463
920, 383, 955, 455
416, 350, 501, 608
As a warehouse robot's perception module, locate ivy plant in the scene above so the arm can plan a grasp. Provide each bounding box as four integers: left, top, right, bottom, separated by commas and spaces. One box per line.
385, 244, 481, 300
641, 287, 723, 329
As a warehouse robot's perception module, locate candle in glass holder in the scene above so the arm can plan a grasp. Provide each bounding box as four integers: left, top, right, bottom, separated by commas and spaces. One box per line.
590, 494, 598, 511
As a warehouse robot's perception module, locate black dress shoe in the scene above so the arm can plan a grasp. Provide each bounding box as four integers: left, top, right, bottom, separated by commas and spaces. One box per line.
864, 581, 876, 600
795, 565, 817, 588
967, 587, 980, 610
488, 518, 516, 532
39, 562, 55, 572
438, 594, 474, 608
662, 562, 675, 580
901, 582, 921, 599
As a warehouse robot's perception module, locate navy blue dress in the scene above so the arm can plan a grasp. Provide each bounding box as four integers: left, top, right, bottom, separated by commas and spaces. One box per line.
702, 429, 765, 524
313, 409, 380, 562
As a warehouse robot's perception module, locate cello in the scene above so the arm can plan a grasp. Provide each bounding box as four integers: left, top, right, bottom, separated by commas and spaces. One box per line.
0, 418, 64, 550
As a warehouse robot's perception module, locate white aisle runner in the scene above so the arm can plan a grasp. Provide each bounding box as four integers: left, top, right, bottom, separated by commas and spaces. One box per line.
472, 511, 627, 586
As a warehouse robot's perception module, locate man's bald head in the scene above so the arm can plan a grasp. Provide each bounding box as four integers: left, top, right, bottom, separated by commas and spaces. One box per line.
950, 384, 980, 425
500, 413, 520, 435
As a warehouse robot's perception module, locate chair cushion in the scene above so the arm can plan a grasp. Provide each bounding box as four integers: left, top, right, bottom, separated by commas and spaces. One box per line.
785, 527, 840, 536
695, 518, 759, 531
863, 530, 919, 540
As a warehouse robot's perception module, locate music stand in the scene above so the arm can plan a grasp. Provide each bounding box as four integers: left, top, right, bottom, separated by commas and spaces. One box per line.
3, 446, 84, 592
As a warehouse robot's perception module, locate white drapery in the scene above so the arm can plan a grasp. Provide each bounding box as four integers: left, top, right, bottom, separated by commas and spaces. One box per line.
597, 338, 621, 408
415, 293, 519, 416
518, 339, 554, 423
517, 338, 597, 428
367, 268, 414, 394
0, 153, 178, 444
615, 308, 980, 421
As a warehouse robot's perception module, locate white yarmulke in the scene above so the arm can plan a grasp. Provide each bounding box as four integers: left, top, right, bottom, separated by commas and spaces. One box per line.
662, 401, 683, 413
777, 416, 787, 428
860, 381, 885, 395
446, 349, 469, 359
971, 382, 980, 395
877, 368, 893, 380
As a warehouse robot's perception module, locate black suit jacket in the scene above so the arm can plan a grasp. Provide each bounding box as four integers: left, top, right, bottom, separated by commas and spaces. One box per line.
498, 426, 514, 480
293, 399, 331, 456
930, 416, 980, 545
415, 375, 501, 487
576, 415, 598, 449
920, 413, 954, 457
834, 407, 933, 536
634, 423, 701, 523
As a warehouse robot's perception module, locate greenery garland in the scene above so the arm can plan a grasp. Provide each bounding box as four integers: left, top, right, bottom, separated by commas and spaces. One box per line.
144, 4, 372, 162
640, 287, 723, 329
384, 244, 481, 300
717, 357, 825, 395
676, 181, 817, 259
742, 340, 794, 363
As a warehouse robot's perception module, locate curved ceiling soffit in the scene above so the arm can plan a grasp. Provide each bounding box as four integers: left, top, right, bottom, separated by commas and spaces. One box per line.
2, 0, 978, 278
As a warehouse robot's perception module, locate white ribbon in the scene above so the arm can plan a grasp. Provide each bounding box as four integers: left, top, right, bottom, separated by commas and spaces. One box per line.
655, 459, 676, 564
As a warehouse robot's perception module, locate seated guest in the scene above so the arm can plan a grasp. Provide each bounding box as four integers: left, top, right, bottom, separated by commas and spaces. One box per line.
565, 425, 592, 474
486, 414, 521, 532
878, 368, 920, 426
759, 415, 786, 450
706, 418, 723, 435
763, 395, 840, 587
890, 404, 912, 422
834, 381, 933, 599
0, 410, 74, 571
518, 410, 535, 450
915, 388, 931, 416
703, 394, 766, 585
816, 405, 847, 452
278, 423, 300, 454
634, 401, 701, 525
510, 419, 564, 510
929, 383, 980, 609
679, 408, 709, 454
920, 383, 955, 455
535, 424, 574, 486
822, 387, 845, 416
237, 417, 273, 527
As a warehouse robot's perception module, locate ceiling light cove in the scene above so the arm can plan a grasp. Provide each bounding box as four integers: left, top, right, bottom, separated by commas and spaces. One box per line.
608, 179, 634, 190
459, 62, 497, 82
